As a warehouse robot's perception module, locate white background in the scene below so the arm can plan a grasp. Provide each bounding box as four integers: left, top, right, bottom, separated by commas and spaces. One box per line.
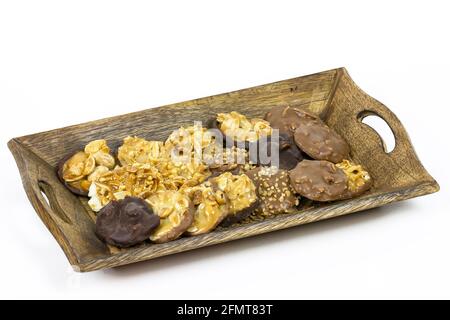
0, 0, 448, 299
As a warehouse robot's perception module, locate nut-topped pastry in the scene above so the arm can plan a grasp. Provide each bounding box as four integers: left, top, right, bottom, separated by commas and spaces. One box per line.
265, 105, 350, 163
184, 182, 230, 235
147, 190, 195, 243
211, 172, 258, 226
246, 166, 299, 215
88, 160, 211, 212
57, 139, 115, 196
289, 160, 348, 202
289, 159, 371, 201
208, 111, 272, 148
118, 136, 167, 166
264, 105, 319, 137
293, 118, 350, 163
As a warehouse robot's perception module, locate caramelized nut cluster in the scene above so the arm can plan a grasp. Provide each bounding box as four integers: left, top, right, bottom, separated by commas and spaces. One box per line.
118, 136, 167, 166
212, 172, 257, 214
184, 182, 229, 235
147, 190, 194, 243
336, 159, 372, 194
88, 160, 212, 212
217, 111, 272, 142
165, 124, 218, 157
60, 140, 115, 193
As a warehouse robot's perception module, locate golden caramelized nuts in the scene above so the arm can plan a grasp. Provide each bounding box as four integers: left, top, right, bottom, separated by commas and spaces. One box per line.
88, 163, 168, 211
85, 139, 116, 169
336, 160, 372, 197
216, 111, 272, 143
147, 191, 194, 243
165, 125, 217, 157
118, 136, 167, 166
87, 160, 212, 212
84, 139, 110, 154
212, 172, 257, 216
185, 183, 230, 236
61, 151, 93, 182
58, 140, 115, 195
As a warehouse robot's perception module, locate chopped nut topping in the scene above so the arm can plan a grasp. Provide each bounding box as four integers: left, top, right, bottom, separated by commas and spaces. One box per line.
147, 190, 194, 243
118, 136, 167, 166
62, 151, 91, 182
217, 111, 272, 142
336, 160, 371, 192
211, 172, 257, 214
246, 166, 298, 216
184, 183, 229, 235
60, 140, 116, 194
165, 125, 217, 158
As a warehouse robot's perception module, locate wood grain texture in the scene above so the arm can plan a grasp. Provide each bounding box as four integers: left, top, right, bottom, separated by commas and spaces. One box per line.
8, 68, 439, 272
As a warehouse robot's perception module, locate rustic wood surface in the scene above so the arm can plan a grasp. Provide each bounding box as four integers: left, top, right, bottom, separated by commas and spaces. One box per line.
8, 68, 439, 272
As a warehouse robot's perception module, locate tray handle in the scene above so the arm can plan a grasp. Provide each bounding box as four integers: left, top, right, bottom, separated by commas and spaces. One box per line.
8, 139, 108, 269
327, 68, 439, 190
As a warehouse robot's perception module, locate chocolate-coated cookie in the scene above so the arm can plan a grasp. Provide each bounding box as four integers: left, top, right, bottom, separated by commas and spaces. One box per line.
264, 105, 319, 137
246, 167, 299, 215
289, 160, 348, 202
95, 197, 160, 248
293, 119, 350, 163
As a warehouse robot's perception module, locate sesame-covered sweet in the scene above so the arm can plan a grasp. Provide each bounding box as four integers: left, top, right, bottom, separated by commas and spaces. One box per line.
246, 166, 299, 215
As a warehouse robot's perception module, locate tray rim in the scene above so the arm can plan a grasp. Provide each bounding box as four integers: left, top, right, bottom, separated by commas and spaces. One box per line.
8, 67, 440, 272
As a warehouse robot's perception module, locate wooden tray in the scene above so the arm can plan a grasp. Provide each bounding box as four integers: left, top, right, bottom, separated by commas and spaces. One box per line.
8, 68, 439, 272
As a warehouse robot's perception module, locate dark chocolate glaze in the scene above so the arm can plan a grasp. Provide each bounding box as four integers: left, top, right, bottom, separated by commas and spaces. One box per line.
95, 197, 160, 248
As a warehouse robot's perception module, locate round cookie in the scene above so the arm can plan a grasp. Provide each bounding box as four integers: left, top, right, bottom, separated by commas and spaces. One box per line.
210, 172, 259, 227
147, 191, 195, 244
95, 197, 160, 248
293, 119, 350, 163
264, 105, 319, 137
289, 160, 348, 202
246, 167, 299, 215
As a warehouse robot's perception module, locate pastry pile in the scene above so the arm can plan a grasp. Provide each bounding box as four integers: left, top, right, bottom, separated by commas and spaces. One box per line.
57, 108, 372, 248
